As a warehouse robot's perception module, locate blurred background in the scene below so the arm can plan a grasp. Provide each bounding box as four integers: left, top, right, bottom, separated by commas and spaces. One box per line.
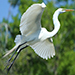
0, 0, 75, 75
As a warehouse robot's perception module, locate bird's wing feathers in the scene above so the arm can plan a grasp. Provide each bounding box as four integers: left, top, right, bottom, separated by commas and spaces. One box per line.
20, 4, 45, 36
30, 39, 55, 59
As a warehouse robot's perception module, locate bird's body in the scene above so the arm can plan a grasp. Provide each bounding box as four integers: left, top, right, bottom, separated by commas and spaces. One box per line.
4, 3, 56, 59
3, 3, 74, 70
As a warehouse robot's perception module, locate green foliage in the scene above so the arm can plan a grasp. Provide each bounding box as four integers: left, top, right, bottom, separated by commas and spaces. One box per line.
57, 51, 75, 75
0, 0, 75, 75
19, 0, 34, 14
9, 14, 20, 38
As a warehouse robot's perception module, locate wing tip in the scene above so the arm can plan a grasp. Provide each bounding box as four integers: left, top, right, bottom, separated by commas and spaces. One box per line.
41, 2, 46, 8
39, 52, 55, 60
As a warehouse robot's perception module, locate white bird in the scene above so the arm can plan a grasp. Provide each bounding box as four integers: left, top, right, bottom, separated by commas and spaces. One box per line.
3, 2, 74, 71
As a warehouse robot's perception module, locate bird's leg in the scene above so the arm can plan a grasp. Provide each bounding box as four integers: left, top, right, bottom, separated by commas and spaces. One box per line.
8, 41, 27, 62
7, 45, 29, 73
5, 41, 27, 70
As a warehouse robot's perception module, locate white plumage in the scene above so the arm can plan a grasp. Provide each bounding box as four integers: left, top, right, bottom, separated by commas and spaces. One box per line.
3, 2, 74, 60
30, 39, 55, 59
20, 3, 45, 36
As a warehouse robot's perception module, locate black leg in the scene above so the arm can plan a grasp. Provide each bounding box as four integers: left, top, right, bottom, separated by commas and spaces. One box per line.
8, 41, 27, 63
7, 45, 29, 73
5, 41, 27, 71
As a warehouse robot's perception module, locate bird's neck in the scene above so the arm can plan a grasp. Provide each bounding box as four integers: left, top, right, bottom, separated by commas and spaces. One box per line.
49, 11, 60, 37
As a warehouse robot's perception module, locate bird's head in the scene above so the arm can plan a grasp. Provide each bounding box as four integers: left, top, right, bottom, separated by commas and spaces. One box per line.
58, 8, 74, 13
53, 8, 74, 20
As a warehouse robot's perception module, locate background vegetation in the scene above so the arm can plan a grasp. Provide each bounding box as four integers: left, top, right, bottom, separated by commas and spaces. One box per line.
0, 0, 75, 75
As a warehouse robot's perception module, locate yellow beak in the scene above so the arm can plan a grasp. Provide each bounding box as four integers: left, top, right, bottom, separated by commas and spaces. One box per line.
65, 9, 74, 12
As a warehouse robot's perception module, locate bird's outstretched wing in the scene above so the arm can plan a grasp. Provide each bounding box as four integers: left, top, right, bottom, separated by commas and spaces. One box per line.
30, 39, 55, 59
20, 3, 46, 36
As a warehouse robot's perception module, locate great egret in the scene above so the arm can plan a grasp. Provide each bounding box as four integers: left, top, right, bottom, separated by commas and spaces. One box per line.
3, 3, 74, 72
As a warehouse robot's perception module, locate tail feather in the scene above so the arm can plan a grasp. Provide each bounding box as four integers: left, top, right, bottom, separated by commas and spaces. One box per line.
3, 35, 22, 58
3, 44, 19, 58
14, 35, 22, 44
